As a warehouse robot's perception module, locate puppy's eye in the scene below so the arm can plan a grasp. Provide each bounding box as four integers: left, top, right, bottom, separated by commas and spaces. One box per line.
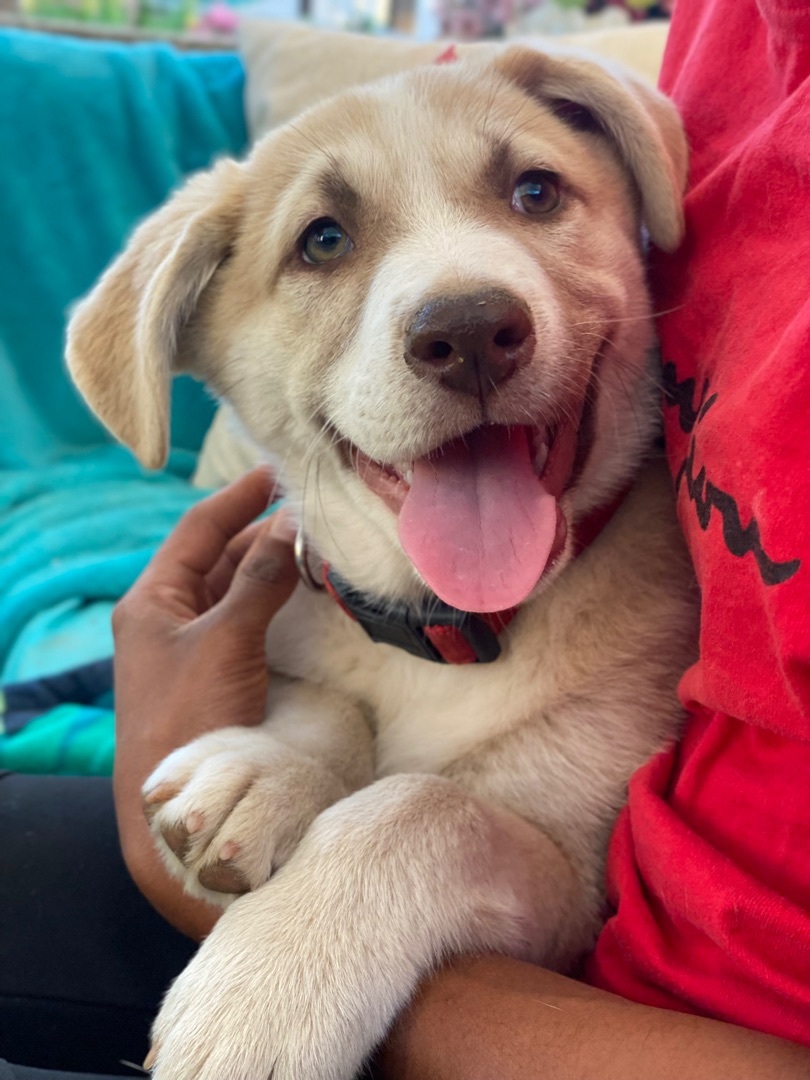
300, 218, 353, 264
512, 171, 561, 216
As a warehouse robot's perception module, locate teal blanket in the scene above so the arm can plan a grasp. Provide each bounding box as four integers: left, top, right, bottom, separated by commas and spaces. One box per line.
0, 446, 206, 683
0, 31, 248, 772
0, 29, 246, 467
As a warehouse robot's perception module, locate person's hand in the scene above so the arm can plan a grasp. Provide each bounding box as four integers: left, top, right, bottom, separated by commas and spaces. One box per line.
112, 467, 298, 939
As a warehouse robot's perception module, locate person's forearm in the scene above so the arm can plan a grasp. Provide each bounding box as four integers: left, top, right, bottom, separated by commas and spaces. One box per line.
377, 955, 810, 1080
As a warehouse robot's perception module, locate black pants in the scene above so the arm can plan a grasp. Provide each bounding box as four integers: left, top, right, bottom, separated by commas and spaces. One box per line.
0, 772, 197, 1078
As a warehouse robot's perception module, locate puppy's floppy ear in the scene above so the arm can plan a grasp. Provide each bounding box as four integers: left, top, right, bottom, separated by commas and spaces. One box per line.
494, 47, 688, 253
67, 159, 244, 470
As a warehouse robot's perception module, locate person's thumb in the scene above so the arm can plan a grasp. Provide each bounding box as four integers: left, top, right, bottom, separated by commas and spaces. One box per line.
217, 509, 299, 633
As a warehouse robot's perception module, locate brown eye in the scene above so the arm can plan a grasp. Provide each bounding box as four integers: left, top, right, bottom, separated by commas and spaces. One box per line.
512, 171, 561, 216
301, 218, 353, 264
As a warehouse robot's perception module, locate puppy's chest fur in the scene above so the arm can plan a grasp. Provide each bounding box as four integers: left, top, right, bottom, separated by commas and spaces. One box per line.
265, 465, 696, 866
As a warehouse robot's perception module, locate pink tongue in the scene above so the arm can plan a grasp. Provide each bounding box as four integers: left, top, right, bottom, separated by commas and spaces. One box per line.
398, 426, 557, 613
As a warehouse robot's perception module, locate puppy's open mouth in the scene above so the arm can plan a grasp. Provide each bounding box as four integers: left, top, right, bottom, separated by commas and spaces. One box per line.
348, 416, 588, 614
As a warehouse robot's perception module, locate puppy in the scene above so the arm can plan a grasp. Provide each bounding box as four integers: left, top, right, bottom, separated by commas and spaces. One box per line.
67, 46, 697, 1080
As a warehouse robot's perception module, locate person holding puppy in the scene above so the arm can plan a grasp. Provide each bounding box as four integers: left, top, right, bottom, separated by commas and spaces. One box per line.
1, 0, 808, 1076
115, 0, 810, 1073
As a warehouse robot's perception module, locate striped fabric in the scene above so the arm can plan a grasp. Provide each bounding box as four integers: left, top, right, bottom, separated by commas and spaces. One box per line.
0, 659, 114, 776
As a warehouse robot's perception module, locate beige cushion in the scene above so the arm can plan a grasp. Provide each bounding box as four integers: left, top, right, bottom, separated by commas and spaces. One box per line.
240, 23, 450, 139
238, 19, 669, 139
547, 22, 668, 85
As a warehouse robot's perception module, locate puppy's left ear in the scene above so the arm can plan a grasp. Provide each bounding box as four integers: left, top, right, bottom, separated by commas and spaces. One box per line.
494, 47, 688, 252
67, 158, 244, 470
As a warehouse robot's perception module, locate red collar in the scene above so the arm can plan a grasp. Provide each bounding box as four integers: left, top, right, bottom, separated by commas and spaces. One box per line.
323, 490, 627, 665
325, 568, 516, 664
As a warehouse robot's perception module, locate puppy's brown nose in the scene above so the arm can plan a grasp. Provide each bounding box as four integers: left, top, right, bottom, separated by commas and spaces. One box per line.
405, 291, 534, 401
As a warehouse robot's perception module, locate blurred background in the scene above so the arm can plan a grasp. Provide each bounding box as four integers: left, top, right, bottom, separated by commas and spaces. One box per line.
0, 0, 672, 47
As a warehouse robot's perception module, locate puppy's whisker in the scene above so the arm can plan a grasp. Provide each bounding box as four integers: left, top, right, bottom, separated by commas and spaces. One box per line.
315, 455, 347, 564
481, 75, 505, 142
494, 103, 548, 146
286, 120, 344, 182
298, 414, 352, 569
299, 423, 328, 544
588, 362, 650, 452
215, 373, 255, 398
567, 304, 685, 332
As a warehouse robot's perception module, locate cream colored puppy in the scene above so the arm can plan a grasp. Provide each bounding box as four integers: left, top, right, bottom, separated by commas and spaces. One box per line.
68, 47, 697, 1080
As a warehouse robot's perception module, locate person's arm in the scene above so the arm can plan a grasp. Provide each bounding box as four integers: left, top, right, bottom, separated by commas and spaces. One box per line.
112, 467, 298, 940
376, 954, 810, 1080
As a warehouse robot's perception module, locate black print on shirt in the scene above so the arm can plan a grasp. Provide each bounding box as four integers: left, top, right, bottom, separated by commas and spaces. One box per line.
662, 362, 801, 587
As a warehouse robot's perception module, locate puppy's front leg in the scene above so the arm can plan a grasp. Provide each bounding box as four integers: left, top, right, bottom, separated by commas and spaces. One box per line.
143, 680, 373, 904
149, 774, 578, 1080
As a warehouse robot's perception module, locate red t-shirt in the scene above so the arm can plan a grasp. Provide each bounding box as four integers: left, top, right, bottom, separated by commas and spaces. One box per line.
586, 0, 810, 1045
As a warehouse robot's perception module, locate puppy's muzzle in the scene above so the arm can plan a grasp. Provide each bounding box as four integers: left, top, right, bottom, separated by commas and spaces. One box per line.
405, 290, 535, 403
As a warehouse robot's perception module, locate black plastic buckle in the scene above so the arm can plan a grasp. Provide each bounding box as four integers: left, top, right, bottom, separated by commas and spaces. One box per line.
326, 570, 502, 664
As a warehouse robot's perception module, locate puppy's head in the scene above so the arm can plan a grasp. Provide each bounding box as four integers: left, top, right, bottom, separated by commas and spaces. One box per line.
68, 48, 687, 614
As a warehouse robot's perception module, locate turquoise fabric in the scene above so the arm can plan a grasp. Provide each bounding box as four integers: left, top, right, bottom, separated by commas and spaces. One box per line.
0, 445, 215, 773
0, 32, 248, 769
0, 29, 247, 468
0, 702, 117, 776
0, 659, 116, 775
0, 445, 209, 683
0, 444, 215, 770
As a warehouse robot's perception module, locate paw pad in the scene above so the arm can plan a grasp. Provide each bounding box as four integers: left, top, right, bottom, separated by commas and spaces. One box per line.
197, 859, 250, 895
162, 821, 192, 860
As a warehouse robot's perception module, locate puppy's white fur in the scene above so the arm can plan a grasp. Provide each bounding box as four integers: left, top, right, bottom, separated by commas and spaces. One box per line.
68, 48, 696, 1080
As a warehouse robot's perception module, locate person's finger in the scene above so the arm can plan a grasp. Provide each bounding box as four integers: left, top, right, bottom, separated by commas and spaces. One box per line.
212, 511, 298, 633
205, 501, 295, 604
143, 468, 280, 593
204, 519, 266, 605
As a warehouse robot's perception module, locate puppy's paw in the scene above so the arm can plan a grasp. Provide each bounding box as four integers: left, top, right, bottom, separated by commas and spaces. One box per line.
147, 877, 393, 1080
146, 779, 482, 1080
143, 728, 346, 902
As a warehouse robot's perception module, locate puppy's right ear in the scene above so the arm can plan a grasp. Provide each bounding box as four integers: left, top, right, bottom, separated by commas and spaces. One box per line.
67, 159, 244, 470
